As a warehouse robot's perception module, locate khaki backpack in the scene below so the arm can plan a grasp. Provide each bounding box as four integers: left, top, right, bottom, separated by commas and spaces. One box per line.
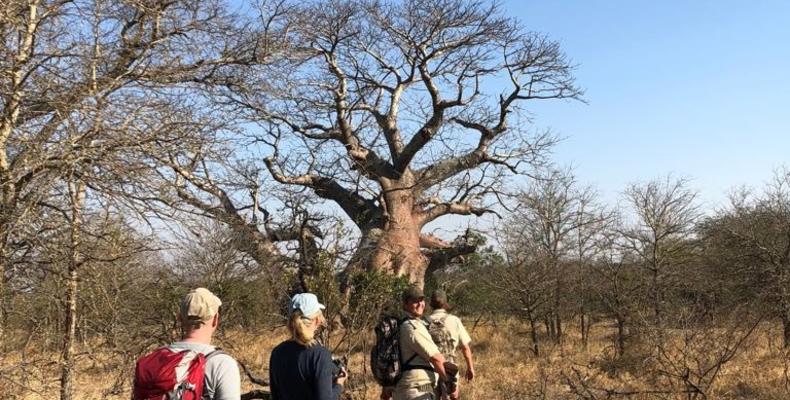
428, 315, 456, 364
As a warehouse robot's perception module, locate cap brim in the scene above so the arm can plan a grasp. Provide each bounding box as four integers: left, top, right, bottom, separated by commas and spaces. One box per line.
318, 303, 326, 310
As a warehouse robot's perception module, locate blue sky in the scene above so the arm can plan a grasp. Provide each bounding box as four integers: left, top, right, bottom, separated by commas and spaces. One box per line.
500, 0, 790, 209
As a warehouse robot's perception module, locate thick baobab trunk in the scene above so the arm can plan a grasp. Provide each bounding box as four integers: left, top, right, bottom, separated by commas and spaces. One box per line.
370, 227, 426, 283
369, 212, 427, 286
367, 183, 430, 287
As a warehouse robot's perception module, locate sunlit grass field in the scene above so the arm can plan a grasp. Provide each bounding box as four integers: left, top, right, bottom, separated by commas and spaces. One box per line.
3, 318, 790, 399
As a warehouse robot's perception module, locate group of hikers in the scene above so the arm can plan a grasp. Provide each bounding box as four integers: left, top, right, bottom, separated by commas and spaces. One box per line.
131, 286, 475, 400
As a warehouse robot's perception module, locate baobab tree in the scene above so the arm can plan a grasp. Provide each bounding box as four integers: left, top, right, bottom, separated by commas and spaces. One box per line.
175, 0, 582, 288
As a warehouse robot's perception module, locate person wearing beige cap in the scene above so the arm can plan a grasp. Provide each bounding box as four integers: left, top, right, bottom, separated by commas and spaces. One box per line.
162, 288, 241, 399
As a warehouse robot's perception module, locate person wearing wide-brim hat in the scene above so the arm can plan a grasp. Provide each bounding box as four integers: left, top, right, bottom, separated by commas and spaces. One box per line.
269, 293, 347, 400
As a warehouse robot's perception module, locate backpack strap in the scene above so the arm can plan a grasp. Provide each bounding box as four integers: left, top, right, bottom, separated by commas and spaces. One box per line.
402, 352, 433, 372
196, 349, 227, 400
400, 319, 435, 373
206, 348, 226, 360
402, 363, 434, 372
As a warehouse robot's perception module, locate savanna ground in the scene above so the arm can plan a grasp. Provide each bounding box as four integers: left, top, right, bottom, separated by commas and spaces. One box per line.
3, 317, 790, 400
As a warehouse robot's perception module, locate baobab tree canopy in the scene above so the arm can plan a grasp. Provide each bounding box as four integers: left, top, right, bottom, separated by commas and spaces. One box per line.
156, 0, 581, 284
221, 0, 582, 286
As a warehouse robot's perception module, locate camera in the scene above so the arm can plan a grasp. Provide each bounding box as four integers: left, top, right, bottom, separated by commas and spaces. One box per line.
332, 356, 348, 381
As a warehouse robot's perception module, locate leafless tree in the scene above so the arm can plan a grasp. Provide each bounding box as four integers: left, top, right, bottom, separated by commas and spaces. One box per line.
504, 168, 609, 344
700, 168, 790, 347
181, 0, 584, 290
488, 250, 553, 357
0, 0, 261, 398
645, 310, 761, 400
562, 309, 761, 400
3, 184, 163, 399
589, 224, 642, 358
622, 176, 700, 326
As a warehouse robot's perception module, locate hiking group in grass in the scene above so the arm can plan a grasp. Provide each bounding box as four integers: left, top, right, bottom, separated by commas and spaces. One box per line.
131, 286, 475, 400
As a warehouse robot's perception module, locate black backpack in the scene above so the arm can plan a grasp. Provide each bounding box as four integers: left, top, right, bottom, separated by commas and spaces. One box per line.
371, 316, 404, 386
370, 316, 433, 386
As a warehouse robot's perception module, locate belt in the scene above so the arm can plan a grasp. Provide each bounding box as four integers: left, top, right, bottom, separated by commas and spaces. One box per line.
416, 383, 435, 393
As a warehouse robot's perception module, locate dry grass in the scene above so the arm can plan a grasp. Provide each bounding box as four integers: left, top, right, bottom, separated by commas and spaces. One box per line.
3, 319, 790, 399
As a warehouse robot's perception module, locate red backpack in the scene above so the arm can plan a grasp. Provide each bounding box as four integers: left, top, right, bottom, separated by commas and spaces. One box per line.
132, 347, 223, 400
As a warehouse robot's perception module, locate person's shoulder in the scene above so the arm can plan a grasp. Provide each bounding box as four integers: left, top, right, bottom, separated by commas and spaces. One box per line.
446, 313, 469, 332
446, 313, 464, 325
209, 348, 236, 359
399, 318, 415, 337
306, 344, 331, 358
404, 318, 432, 337
301, 344, 332, 367
167, 341, 215, 355
272, 340, 287, 351
207, 350, 237, 367
205, 349, 239, 377
431, 310, 457, 324
271, 340, 300, 356
401, 318, 421, 331
270, 340, 292, 361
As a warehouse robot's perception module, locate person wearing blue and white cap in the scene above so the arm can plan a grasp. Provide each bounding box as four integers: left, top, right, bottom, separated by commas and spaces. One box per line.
269, 293, 347, 400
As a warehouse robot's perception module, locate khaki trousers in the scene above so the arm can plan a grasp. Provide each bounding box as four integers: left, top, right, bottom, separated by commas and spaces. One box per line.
393, 384, 436, 400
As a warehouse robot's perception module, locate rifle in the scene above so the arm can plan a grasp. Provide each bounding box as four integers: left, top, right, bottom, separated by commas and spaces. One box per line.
436, 361, 459, 400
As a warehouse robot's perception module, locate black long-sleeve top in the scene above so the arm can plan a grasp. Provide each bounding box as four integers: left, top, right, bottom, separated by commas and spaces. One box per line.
269, 340, 343, 400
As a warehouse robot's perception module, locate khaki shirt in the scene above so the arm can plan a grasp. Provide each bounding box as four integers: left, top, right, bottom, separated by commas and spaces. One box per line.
428, 309, 472, 353
397, 317, 440, 390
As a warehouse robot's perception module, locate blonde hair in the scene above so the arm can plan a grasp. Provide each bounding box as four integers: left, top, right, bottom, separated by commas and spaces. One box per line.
288, 310, 325, 347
